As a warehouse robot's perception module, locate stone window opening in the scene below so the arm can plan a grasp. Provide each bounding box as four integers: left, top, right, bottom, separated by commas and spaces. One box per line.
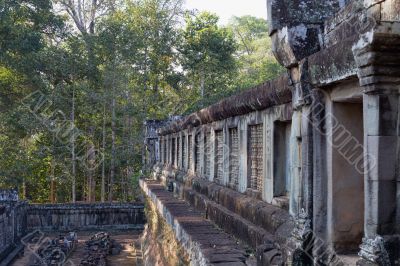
164, 139, 167, 164
160, 139, 164, 163
228, 127, 239, 190
204, 132, 211, 179
188, 135, 193, 171
248, 124, 263, 193
273, 121, 292, 209
195, 133, 201, 173
182, 135, 187, 169
177, 136, 180, 168
171, 137, 176, 167
214, 130, 224, 184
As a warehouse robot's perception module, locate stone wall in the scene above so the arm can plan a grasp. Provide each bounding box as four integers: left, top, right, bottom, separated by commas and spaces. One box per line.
26, 203, 145, 231
0, 199, 145, 264
147, 0, 400, 264
140, 197, 190, 266
158, 74, 293, 205
0, 201, 28, 262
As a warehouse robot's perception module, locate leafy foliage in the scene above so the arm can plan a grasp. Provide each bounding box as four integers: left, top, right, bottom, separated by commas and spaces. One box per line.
0, 0, 283, 203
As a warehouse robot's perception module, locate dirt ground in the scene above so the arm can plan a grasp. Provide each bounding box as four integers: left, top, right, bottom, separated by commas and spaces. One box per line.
11, 230, 143, 266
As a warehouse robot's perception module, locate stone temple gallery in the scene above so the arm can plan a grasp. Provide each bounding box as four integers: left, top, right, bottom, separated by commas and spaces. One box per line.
1, 0, 400, 265
142, 0, 400, 265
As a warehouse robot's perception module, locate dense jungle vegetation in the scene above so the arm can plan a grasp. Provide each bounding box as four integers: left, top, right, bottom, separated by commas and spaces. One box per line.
0, 0, 283, 203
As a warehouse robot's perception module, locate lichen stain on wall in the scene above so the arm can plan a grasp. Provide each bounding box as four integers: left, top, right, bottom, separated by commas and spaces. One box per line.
141, 197, 190, 266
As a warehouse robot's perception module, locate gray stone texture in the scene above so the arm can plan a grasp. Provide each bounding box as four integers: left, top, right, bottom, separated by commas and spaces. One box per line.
146, 0, 400, 264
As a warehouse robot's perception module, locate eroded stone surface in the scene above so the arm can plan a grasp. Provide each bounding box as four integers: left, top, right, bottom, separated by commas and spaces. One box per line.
140, 179, 257, 265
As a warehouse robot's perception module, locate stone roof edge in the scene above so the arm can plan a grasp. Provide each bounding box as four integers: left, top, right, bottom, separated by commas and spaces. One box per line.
158, 73, 292, 136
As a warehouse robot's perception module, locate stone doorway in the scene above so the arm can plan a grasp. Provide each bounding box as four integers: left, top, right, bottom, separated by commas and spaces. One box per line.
330, 101, 364, 253
273, 120, 292, 198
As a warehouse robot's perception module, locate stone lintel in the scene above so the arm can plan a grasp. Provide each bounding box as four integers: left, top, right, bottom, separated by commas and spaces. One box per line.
352, 23, 400, 94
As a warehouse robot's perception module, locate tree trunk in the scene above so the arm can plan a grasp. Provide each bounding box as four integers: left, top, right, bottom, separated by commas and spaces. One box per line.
50, 129, 56, 203
101, 103, 106, 202
22, 178, 26, 200
87, 127, 96, 202
50, 159, 56, 203
200, 68, 205, 105
109, 96, 116, 202
71, 87, 76, 203
88, 143, 96, 202
127, 115, 134, 200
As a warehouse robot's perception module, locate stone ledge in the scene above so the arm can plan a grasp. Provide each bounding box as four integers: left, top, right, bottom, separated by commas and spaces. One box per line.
158, 74, 292, 136
26, 203, 146, 232
0, 243, 23, 266
171, 179, 294, 254
140, 179, 255, 265
187, 178, 293, 241
28, 202, 144, 210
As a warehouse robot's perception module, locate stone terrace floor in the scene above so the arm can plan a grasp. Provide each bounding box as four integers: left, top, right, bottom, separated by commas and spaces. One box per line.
11, 231, 143, 266
141, 179, 256, 266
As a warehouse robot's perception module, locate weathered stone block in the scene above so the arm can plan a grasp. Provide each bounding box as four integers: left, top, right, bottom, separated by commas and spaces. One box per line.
267, 0, 345, 34
364, 94, 399, 136
271, 25, 322, 68
365, 179, 397, 236
381, 0, 400, 21
366, 136, 397, 181
26, 203, 145, 231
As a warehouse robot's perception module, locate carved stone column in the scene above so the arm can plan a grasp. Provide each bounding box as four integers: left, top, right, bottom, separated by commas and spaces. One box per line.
266, 0, 346, 262
353, 26, 400, 265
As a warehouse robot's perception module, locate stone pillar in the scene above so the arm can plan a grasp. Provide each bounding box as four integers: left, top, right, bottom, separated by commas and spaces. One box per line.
209, 129, 216, 182
190, 131, 196, 174
353, 28, 400, 265
357, 92, 399, 265
172, 134, 176, 168
200, 128, 205, 176
264, 113, 273, 203
179, 132, 182, 170
223, 124, 229, 186
239, 118, 248, 192
286, 60, 314, 219
184, 131, 189, 171
167, 136, 170, 165
310, 89, 330, 262
300, 105, 314, 222
155, 138, 160, 163
284, 60, 316, 264
289, 111, 302, 216
158, 137, 161, 164
266, 0, 345, 261
364, 93, 398, 236
170, 135, 173, 166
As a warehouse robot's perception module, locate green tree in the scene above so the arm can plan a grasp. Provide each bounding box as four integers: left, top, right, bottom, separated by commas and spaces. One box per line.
228, 16, 284, 89
180, 11, 237, 109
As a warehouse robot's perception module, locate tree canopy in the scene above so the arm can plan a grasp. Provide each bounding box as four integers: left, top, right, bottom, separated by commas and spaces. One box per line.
0, 0, 283, 203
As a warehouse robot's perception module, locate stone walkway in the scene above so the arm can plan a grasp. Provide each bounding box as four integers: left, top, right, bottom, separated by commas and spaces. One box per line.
11, 231, 142, 266
106, 234, 143, 266
140, 180, 255, 266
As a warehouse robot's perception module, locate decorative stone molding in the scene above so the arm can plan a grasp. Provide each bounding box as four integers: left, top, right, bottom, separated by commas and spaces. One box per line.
358, 236, 391, 265
286, 209, 314, 264
292, 59, 313, 110
352, 29, 400, 94
0, 189, 19, 201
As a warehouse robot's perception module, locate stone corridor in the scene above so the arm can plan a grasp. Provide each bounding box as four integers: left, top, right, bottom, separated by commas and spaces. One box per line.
143, 0, 400, 265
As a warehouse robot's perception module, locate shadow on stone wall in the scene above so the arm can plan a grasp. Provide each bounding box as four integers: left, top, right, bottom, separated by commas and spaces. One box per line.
141, 197, 190, 266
